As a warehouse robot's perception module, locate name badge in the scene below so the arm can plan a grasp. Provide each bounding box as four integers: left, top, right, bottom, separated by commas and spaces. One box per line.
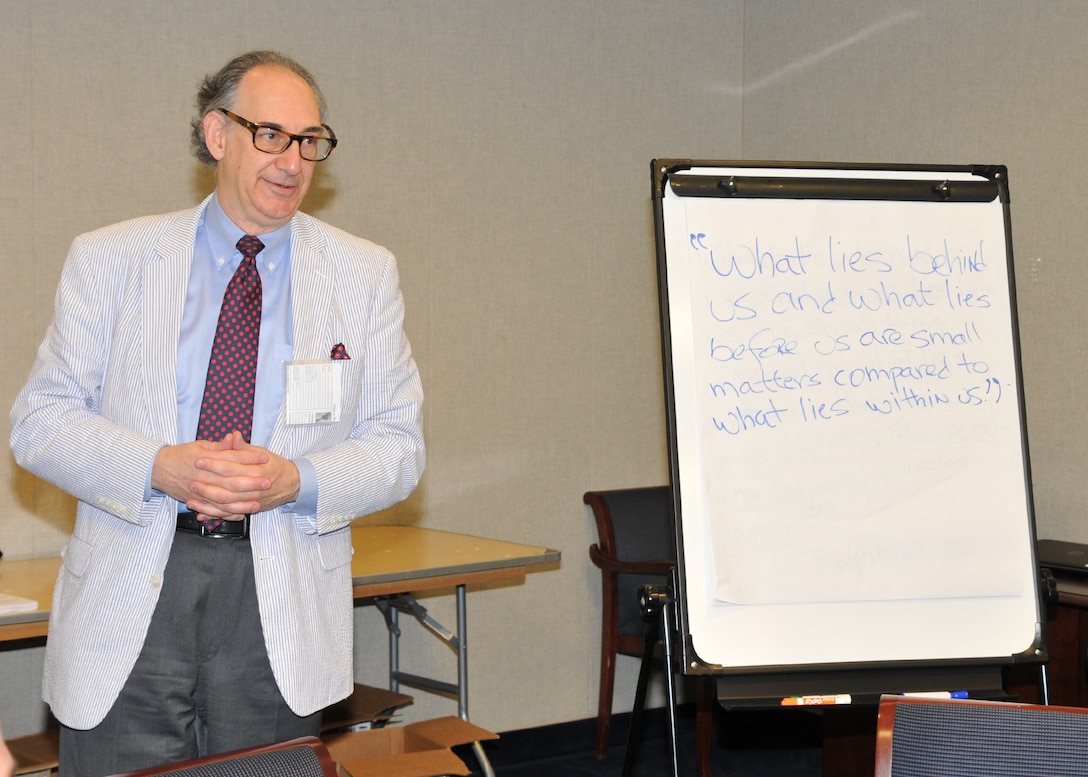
285, 360, 343, 426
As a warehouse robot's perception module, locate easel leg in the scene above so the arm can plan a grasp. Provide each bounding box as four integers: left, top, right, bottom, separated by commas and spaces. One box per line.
621, 585, 681, 777
660, 591, 681, 777
621, 603, 659, 777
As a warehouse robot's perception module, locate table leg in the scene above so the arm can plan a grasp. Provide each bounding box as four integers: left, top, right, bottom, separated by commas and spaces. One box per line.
375, 588, 495, 777
388, 602, 400, 692
456, 584, 495, 777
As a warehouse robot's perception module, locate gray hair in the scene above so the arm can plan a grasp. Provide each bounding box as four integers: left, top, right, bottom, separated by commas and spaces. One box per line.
190, 50, 328, 166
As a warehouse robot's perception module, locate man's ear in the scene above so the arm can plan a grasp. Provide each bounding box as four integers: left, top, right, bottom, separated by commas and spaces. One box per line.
202, 110, 229, 162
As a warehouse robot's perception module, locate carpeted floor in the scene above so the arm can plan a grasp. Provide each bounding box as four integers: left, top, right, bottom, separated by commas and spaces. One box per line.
461, 705, 824, 776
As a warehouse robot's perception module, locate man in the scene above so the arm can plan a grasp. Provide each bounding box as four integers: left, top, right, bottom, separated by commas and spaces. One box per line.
9, 51, 425, 776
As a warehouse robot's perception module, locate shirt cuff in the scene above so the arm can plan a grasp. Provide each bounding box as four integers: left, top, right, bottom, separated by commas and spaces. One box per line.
145, 456, 158, 502
290, 457, 318, 516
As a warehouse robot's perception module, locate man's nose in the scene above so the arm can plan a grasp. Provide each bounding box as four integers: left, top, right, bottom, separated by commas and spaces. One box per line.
276, 139, 306, 171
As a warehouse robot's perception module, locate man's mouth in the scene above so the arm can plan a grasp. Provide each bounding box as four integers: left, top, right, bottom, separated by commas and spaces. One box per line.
264, 179, 297, 195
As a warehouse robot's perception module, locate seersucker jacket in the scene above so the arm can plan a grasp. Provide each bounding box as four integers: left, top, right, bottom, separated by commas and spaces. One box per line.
9, 195, 426, 729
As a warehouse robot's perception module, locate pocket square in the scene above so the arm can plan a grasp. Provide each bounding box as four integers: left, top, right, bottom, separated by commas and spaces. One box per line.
330, 343, 351, 360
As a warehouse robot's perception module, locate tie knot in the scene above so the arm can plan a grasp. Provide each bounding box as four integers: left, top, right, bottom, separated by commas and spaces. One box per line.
237, 235, 265, 260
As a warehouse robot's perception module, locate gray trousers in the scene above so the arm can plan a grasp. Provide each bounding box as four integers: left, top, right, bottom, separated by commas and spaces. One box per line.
59, 530, 321, 777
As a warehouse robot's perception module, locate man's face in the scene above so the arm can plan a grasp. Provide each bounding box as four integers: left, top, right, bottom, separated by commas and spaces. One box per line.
204, 65, 323, 235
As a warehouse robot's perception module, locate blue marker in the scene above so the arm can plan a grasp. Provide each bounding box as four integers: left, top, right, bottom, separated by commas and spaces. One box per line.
900, 691, 968, 699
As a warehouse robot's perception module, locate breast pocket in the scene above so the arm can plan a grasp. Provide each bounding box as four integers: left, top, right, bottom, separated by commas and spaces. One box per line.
337, 359, 362, 423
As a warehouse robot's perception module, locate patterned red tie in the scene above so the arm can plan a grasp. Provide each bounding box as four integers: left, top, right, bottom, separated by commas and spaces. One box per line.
196, 235, 264, 444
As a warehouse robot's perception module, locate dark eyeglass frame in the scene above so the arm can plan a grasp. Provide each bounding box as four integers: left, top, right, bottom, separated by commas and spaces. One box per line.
220, 109, 338, 162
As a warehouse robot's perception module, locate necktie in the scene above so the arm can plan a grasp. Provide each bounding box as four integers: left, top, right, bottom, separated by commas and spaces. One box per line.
196, 235, 264, 444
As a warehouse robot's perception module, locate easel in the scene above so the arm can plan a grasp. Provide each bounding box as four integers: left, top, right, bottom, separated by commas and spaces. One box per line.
623, 578, 682, 777
621, 568, 1057, 777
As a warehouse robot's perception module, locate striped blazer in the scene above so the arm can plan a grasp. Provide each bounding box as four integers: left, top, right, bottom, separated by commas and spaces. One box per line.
9, 197, 425, 729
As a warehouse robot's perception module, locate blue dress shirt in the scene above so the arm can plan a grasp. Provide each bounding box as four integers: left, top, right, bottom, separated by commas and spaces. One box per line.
170, 194, 317, 515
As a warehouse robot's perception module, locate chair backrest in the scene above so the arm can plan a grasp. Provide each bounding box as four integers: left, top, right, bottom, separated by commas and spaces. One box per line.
874, 694, 1088, 777
584, 486, 675, 639
107, 736, 338, 777
584, 486, 676, 564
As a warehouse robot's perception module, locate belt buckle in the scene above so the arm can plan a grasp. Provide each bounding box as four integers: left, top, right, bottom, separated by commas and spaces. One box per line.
199, 516, 249, 539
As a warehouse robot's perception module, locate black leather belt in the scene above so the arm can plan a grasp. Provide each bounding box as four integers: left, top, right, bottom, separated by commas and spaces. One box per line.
176, 511, 249, 539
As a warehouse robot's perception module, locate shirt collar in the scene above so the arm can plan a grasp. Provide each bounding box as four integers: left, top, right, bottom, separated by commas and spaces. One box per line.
205, 193, 291, 275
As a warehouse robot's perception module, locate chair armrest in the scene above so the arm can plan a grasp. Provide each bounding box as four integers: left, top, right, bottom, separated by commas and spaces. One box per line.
589, 544, 675, 575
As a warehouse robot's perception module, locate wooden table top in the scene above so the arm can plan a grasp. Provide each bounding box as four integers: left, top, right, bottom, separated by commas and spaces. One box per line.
0, 525, 560, 642
349, 524, 560, 597
0, 556, 59, 640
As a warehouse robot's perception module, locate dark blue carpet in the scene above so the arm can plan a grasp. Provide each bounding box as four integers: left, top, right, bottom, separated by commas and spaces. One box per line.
463, 705, 823, 776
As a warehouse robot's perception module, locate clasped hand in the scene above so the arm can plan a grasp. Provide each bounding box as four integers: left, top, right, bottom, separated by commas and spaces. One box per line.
151, 431, 301, 521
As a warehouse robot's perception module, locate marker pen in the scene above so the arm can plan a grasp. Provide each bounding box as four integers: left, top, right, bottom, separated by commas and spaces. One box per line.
781, 694, 852, 706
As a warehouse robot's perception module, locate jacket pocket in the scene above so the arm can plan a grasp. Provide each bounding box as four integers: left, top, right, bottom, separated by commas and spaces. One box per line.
61, 534, 94, 578
337, 359, 362, 425
316, 529, 353, 572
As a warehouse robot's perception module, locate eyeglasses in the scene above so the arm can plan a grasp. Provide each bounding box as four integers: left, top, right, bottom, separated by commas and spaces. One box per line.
220, 109, 337, 162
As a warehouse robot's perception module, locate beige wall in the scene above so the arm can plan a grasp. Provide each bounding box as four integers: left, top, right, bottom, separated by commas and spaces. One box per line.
3, 0, 1087, 742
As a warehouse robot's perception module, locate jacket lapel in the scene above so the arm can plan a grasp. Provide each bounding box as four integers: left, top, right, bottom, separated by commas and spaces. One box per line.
142, 199, 208, 444
267, 213, 334, 455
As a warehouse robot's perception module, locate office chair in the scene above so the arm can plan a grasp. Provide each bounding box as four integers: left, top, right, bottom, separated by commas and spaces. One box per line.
874, 694, 1088, 777
585, 486, 714, 777
107, 736, 339, 777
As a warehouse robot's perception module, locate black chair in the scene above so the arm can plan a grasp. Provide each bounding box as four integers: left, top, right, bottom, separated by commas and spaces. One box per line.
585, 486, 713, 777
107, 737, 338, 777
875, 694, 1088, 777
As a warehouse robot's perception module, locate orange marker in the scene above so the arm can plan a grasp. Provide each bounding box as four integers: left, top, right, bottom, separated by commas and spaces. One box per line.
781, 694, 852, 706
